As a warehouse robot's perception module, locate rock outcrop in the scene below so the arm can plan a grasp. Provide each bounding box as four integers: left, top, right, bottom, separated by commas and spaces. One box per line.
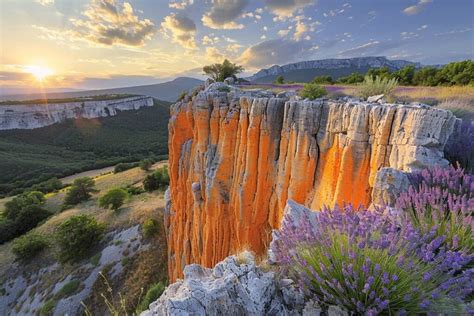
142, 253, 307, 316
166, 84, 456, 281
0, 96, 153, 130
247, 57, 421, 82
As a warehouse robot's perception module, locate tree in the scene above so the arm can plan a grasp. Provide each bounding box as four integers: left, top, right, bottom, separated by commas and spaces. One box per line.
55, 214, 105, 263
63, 177, 96, 207
143, 167, 169, 192
299, 83, 328, 100
203, 59, 244, 82
413, 67, 439, 86
366, 66, 391, 80
311, 75, 333, 84
12, 233, 49, 261
4, 191, 45, 220
274, 75, 285, 84
139, 158, 153, 171
336, 72, 364, 84
99, 188, 128, 211
392, 65, 415, 86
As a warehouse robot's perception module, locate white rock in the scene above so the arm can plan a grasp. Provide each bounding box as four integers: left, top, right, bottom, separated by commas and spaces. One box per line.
223, 77, 235, 85
371, 167, 410, 207
367, 94, 385, 103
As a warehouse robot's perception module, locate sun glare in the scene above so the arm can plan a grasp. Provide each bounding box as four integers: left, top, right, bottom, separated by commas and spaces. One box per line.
25, 65, 53, 82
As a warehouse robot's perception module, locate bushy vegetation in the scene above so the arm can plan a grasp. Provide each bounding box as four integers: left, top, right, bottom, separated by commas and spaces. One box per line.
139, 158, 154, 171
298, 83, 328, 100
444, 119, 474, 172
55, 214, 105, 263
0, 191, 51, 243
63, 177, 97, 208
114, 162, 139, 173
203, 59, 244, 82
0, 100, 170, 197
274, 75, 285, 84
98, 188, 128, 211
124, 185, 145, 196
311, 75, 333, 84
142, 218, 159, 238
336, 72, 365, 84
273, 165, 473, 314
12, 233, 49, 261
143, 166, 169, 192
136, 282, 166, 313
358, 75, 398, 99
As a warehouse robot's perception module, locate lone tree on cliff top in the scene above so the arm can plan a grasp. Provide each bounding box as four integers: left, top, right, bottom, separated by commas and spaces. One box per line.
203, 59, 244, 82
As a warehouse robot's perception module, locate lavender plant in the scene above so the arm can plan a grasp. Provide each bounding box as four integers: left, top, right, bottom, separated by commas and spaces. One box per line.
396, 165, 473, 252
444, 119, 474, 173
273, 204, 471, 314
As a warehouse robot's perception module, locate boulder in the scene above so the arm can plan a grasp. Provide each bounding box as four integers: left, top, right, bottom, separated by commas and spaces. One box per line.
224, 77, 235, 85
367, 94, 385, 103
371, 168, 410, 207
204, 78, 215, 89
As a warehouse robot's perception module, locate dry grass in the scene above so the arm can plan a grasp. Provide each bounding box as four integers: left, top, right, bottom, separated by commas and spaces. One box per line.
436, 99, 474, 120
393, 85, 474, 103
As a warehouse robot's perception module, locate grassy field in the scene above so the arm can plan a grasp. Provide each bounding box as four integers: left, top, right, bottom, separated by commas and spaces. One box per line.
0, 162, 169, 314
0, 99, 170, 196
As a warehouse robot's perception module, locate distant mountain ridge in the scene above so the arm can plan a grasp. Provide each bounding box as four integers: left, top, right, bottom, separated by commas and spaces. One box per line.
1, 77, 203, 103
247, 56, 422, 83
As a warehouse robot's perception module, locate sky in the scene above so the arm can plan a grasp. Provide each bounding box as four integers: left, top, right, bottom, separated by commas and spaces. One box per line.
0, 0, 473, 92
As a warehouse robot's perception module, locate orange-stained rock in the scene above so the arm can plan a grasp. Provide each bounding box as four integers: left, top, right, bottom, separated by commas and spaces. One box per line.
166, 88, 456, 281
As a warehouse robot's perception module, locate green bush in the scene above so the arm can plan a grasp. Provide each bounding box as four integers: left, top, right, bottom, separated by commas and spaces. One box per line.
56, 280, 80, 299
125, 185, 145, 196
55, 215, 105, 263
311, 75, 333, 84
114, 162, 138, 173
99, 188, 128, 211
359, 75, 398, 99
40, 299, 56, 316
63, 177, 96, 207
336, 72, 364, 84
136, 282, 166, 313
143, 166, 169, 192
12, 233, 49, 261
274, 75, 285, 84
139, 158, 154, 171
0, 191, 51, 244
298, 83, 328, 100
142, 218, 159, 238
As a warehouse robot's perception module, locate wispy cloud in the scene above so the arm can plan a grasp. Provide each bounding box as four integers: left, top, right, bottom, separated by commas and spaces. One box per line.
264, 0, 315, 18
35, 0, 54, 6
403, 0, 432, 15
169, 0, 194, 9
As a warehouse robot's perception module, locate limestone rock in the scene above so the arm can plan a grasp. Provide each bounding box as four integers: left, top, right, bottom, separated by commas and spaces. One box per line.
0, 96, 153, 130
224, 77, 235, 85
367, 94, 385, 103
167, 94, 456, 280
204, 78, 215, 89
371, 168, 410, 207
141, 255, 306, 316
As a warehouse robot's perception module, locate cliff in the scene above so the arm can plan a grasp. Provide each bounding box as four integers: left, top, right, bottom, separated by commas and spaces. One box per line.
0, 96, 154, 130
247, 56, 421, 82
166, 84, 455, 281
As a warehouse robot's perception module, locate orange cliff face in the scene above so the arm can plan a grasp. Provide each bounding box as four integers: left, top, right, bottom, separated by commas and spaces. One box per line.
166, 86, 455, 281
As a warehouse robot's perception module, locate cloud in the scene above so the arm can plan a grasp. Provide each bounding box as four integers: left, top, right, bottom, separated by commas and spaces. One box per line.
206, 47, 226, 61
337, 40, 401, 57
169, 0, 194, 9
435, 27, 473, 36
161, 13, 197, 49
403, 0, 432, 15
66, 0, 156, 47
264, 0, 315, 17
239, 38, 313, 68
202, 0, 249, 30
35, 0, 54, 5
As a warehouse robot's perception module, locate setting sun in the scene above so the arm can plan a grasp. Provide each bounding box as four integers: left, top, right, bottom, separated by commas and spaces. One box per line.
25, 65, 53, 81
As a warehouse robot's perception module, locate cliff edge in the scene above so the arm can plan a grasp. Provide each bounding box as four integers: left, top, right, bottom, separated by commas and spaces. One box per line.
166, 83, 455, 281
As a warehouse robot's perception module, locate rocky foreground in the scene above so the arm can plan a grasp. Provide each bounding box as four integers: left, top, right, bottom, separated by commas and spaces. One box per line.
166, 80, 457, 281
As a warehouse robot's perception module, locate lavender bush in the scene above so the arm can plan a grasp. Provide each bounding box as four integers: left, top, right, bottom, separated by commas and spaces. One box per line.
273, 203, 472, 314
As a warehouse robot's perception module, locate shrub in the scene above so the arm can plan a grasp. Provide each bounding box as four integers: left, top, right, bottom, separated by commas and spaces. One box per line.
136, 282, 166, 313
177, 91, 187, 101
143, 166, 169, 192
63, 177, 97, 207
55, 215, 105, 263
30, 178, 63, 194
359, 75, 398, 99
12, 233, 49, 261
0, 219, 17, 244
142, 218, 159, 238
99, 188, 128, 211
298, 83, 327, 100
336, 72, 364, 84
273, 204, 470, 314
139, 158, 154, 171
444, 119, 474, 172
56, 280, 80, 299
125, 185, 145, 196
40, 299, 56, 316
274, 75, 285, 84
4, 191, 45, 220
311, 75, 333, 84
114, 162, 138, 173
